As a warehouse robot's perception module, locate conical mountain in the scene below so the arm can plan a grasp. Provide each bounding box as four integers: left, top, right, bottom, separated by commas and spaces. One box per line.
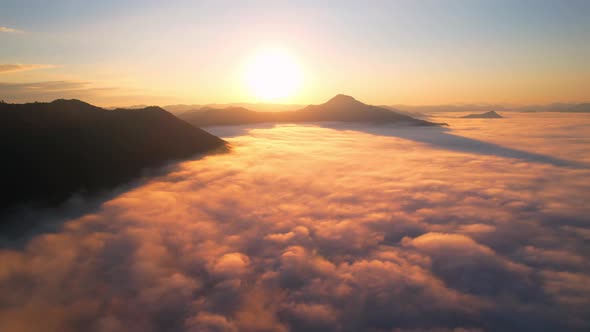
323, 94, 364, 107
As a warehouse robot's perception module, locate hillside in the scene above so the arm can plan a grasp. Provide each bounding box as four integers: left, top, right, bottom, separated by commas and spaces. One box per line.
0, 99, 226, 212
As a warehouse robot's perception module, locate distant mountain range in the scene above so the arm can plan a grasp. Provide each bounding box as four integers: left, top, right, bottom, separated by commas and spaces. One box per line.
552, 103, 590, 113
0, 99, 226, 212
107, 103, 304, 114
461, 111, 503, 119
178, 94, 444, 127
109, 101, 590, 115
391, 103, 590, 114
165, 103, 304, 114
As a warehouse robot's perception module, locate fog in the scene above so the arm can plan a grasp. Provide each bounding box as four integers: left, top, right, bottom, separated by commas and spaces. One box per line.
1, 113, 589, 331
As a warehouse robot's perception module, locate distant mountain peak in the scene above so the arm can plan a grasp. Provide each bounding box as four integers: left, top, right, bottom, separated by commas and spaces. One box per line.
51, 99, 93, 106
461, 110, 503, 119
326, 94, 361, 105
44, 99, 103, 112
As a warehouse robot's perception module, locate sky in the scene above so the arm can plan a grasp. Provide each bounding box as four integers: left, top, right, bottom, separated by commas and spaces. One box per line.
2, 113, 590, 331
1, 0, 590, 106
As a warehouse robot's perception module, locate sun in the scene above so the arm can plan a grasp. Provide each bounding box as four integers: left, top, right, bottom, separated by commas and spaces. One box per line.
245, 49, 303, 101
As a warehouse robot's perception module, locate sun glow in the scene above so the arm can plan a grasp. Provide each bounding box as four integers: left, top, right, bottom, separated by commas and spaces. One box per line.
245, 49, 303, 101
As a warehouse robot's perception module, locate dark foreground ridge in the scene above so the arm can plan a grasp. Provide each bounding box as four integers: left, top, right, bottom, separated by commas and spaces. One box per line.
461, 110, 503, 119
0, 99, 227, 213
179, 94, 446, 127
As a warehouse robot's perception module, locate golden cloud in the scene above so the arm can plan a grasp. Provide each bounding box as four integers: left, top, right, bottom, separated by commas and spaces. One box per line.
1, 116, 589, 331
0, 64, 55, 74
0, 26, 23, 33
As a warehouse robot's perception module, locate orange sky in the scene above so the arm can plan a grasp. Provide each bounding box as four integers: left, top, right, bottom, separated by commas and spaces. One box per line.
1, 1, 589, 106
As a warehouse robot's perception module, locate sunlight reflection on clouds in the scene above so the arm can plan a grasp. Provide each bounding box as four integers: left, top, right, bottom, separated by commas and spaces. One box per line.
1, 115, 589, 331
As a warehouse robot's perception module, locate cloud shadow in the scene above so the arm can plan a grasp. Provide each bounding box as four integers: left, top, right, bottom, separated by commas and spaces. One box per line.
0, 152, 216, 249
319, 123, 588, 168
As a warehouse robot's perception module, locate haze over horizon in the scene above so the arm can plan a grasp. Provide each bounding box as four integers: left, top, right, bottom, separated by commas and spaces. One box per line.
2, 0, 590, 106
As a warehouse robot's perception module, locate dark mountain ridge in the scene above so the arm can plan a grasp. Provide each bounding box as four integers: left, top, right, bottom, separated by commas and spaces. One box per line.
179, 94, 444, 127
461, 111, 503, 119
566, 103, 590, 113
0, 99, 226, 213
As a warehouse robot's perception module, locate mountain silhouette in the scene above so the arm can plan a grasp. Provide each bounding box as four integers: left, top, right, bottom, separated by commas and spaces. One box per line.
461, 111, 503, 119
0, 99, 226, 213
566, 103, 590, 113
179, 94, 443, 127
164, 103, 304, 114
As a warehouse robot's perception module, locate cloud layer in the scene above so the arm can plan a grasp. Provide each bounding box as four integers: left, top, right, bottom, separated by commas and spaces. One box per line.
0, 80, 116, 100
0, 80, 178, 106
1, 115, 589, 331
0, 64, 55, 74
0, 26, 23, 33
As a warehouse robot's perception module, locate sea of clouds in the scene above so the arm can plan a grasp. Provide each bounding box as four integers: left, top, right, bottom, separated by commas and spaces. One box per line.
1, 113, 589, 331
